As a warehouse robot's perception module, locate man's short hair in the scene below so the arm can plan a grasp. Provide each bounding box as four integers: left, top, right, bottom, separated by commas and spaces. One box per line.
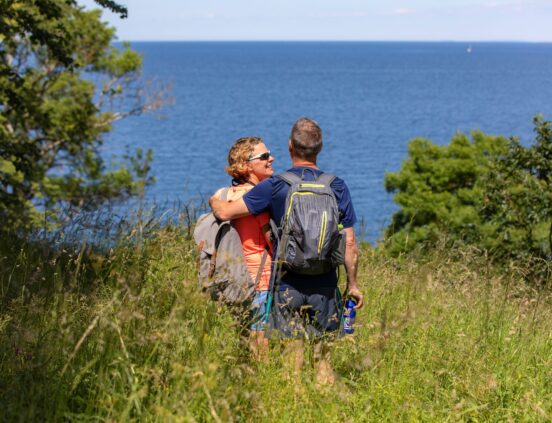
290, 117, 323, 161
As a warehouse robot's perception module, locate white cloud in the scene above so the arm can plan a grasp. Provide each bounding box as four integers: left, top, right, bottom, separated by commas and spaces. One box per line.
482, 0, 531, 12
392, 8, 415, 15
306, 11, 369, 18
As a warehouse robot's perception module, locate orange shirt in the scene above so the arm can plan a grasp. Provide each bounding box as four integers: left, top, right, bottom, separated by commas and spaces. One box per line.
222, 186, 272, 291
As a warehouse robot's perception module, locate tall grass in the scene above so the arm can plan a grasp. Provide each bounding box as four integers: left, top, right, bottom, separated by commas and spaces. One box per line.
0, 216, 551, 421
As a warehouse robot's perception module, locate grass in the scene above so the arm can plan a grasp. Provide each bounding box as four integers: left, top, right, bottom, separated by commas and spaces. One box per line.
0, 222, 551, 422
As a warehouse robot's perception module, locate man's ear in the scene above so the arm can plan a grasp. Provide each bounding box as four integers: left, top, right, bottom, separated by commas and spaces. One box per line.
288, 139, 293, 154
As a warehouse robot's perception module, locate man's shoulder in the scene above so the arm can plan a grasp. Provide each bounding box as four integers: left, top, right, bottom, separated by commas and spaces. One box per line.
270, 172, 298, 188
328, 174, 347, 189
317, 170, 348, 191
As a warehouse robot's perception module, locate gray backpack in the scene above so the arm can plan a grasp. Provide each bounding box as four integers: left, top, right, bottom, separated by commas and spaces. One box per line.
277, 171, 345, 275
193, 188, 267, 306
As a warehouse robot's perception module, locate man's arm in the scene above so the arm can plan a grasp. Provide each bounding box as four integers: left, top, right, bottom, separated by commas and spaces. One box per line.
209, 195, 250, 221
343, 227, 364, 309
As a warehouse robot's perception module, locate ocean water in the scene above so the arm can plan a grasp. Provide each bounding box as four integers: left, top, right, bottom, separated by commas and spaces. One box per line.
104, 42, 552, 242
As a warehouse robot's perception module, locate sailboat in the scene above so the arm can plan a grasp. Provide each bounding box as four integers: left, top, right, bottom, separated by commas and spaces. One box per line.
467, 45, 472, 53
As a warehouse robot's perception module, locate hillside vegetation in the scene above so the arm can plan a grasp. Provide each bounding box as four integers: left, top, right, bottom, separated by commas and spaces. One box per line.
1, 224, 550, 422
385, 116, 552, 284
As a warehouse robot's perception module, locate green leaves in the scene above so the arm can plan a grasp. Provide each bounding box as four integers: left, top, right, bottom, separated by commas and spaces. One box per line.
96, 45, 142, 77
481, 116, 552, 264
0, 1, 162, 233
384, 132, 509, 255
384, 117, 552, 281
93, 0, 128, 18
0, 157, 20, 179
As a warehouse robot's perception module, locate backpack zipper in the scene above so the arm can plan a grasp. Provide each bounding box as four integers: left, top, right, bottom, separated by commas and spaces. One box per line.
299, 183, 325, 188
318, 210, 327, 255
286, 192, 314, 220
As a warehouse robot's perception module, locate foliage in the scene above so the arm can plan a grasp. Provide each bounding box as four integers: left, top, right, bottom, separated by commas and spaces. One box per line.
0, 219, 551, 421
481, 116, 552, 263
384, 117, 552, 281
384, 130, 509, 256
0, 0, 164, 232
93, 0, 128, 18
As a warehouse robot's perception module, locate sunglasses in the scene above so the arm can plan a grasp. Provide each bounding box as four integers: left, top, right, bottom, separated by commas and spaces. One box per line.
247, 151, 271, 161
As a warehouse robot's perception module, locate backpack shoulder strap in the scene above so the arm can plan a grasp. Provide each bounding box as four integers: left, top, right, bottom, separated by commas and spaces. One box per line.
278, 171, 302, 186
253, 249, 269, 287
219, 187, 231, 201
207, 220, 230, 278
269, 218, 280, 239
316, 172, 336, 186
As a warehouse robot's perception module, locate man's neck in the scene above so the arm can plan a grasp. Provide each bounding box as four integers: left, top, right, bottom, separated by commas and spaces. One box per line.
291, 159, 318, 169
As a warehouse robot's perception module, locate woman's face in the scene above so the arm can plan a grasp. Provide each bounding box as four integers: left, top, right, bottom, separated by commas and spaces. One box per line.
247, 142, 274, 183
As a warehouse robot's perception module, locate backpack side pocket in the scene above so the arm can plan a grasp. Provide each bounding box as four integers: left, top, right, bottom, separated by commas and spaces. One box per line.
331, 229, 346, 266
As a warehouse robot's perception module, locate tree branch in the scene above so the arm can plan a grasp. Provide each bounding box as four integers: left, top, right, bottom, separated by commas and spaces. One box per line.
93, 0, 128, 18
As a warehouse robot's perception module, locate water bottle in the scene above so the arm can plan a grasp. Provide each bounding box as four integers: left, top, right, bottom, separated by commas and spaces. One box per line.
343, 298, 356, 334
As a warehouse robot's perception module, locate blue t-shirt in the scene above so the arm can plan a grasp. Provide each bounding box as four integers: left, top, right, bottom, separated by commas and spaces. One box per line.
243, 166, 357, 289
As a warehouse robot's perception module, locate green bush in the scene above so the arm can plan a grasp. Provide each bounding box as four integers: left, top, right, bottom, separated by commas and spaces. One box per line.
384, 131, 508, 255
384, 116, 552, 283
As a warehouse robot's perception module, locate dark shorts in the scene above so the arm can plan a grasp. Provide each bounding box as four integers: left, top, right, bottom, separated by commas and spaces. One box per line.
269, 285, 343, 340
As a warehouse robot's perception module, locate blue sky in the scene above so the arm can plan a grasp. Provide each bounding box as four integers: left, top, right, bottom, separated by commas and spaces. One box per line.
81, 0, 552, 41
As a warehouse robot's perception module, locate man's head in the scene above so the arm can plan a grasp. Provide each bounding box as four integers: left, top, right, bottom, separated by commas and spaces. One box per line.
289, 117, 323, 162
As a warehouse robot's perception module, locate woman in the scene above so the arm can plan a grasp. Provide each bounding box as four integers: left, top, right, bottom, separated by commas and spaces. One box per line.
216, 136, 274, 360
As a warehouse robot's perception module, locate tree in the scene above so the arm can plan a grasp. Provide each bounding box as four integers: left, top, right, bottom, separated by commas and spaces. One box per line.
384, 131, 509, 256
0, 0, 165, 232
384, 117, 552, 281
481, 116, 552, 262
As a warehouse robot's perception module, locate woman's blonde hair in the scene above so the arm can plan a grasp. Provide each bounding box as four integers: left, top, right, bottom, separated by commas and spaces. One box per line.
225, 136, 263, 183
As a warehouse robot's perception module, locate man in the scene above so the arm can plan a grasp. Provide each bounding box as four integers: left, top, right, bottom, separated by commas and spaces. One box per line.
210, 117, 363, 385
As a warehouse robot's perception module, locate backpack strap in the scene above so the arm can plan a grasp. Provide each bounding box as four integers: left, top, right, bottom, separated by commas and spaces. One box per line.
253, 249, 269, 288
208, 220, 230, 278
269, 218, 280, 240
278, 171, 302, 185
315, 172, 336, 186
279, 171, 336, 186
219, 187, 231, 201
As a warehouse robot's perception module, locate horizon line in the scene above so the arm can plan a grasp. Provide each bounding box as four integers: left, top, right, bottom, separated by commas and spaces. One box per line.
113, 39, 552, 44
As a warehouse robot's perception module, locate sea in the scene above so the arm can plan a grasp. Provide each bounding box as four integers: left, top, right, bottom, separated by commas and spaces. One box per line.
103, 42, 552, 243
